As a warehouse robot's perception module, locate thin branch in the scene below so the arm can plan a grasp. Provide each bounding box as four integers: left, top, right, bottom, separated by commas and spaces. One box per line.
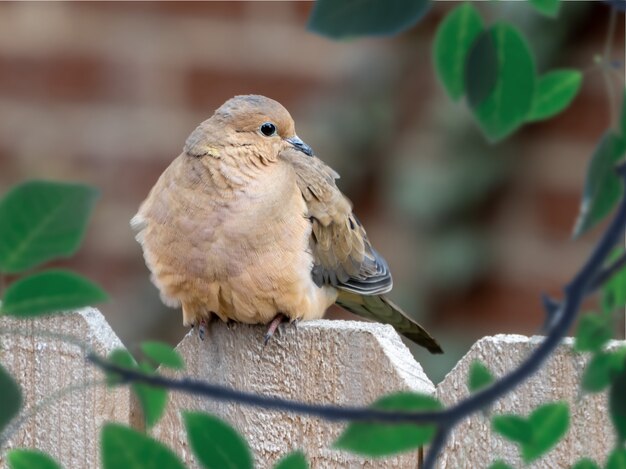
87, 164, 626, 469
587, 250, 626, 293
89, 353, 443, 424
423, 427, 450, 469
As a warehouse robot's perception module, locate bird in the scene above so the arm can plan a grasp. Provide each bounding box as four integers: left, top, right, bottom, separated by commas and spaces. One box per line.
132, 95, 443, 354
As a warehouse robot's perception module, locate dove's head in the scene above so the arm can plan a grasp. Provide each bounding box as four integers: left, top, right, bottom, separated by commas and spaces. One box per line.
184, 95, 313, 162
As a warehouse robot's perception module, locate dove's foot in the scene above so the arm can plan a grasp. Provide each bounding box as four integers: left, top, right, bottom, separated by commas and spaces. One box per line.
264, 313, 288, 346
198, 318, 209, 341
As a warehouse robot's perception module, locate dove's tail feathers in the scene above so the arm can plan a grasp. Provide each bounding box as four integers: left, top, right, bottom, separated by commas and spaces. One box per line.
335, 291, 443, 354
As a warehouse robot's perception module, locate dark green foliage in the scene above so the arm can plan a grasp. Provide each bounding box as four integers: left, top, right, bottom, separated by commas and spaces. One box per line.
602, 249, 626, 313
528, 70, 582, 122
307, 0, 430, 39
433, 5, 582, 142
571, 458, 600, 469
7, 450, 62, 469
140, 341, 185, 370
183, 411, 253, 469
492, 402, 569, 462
273, 451, 308, 469
573, 132, 626, 237
101, 423, 185, 469
102, 349, 167, 428
575, 313, 613, 353
1, 270, 108, 317
609, 361, 626, 443
468, 360, 495, 393
0, 363, 22, 436
465, 29, 499, 109
434, 2, 484, 100
133, 362, 168, 429
0, 181, 99, 273
470, 23, 536, 141
582, 349, 626, 393
105, 349, 137, 386
488, 461, 515, 469
606, 448, 626, 469
334, 392, 442, 456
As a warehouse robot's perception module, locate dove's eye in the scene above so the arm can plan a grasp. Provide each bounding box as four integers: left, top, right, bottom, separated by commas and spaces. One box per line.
260, 122, 277, 137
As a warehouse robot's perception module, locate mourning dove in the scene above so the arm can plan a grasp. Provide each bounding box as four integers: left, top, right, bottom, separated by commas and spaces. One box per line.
132, 95, 443, 353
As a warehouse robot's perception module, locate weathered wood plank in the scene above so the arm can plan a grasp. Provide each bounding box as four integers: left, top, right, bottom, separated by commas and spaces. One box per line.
0, 308, 133, 468
436, 334, 619, 468
152, 319, 435, 468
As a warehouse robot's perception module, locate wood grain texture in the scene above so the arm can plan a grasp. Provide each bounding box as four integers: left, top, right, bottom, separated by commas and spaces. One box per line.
436, 334, 619, 468
152, 319, 435, 468
0, 308, 133, 468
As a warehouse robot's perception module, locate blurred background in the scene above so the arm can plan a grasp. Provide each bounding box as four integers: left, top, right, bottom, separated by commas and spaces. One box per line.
0, 2, 623, 383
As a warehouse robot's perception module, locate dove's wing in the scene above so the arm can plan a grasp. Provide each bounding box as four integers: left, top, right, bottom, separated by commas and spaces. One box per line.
281, 148, 443, 353
281, 149, 392, 295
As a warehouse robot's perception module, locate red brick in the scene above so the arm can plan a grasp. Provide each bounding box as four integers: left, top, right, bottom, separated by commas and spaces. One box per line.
532, 188, 582, 239
0, 55, 117, 103
72, 1, 248, 19
184, 68, 328, 112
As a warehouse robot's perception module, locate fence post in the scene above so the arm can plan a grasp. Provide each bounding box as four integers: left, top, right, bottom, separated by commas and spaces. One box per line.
435, 334, 618, 468
0, 308, 133, 468
152, 319, 436, 468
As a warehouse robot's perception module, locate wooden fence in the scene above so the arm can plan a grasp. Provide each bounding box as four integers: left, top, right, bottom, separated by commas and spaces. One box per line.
0, 308, 617, 468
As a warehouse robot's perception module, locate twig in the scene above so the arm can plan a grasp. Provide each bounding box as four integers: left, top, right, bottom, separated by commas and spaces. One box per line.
422, 427, 450, 469
87, 164, 626, 468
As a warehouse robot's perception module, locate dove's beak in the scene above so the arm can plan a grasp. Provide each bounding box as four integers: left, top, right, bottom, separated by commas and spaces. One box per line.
286, 136, 313, 156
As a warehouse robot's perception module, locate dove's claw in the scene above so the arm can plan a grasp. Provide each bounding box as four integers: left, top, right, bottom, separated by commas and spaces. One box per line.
264, 313, 287, 346
198, 318, 208, 341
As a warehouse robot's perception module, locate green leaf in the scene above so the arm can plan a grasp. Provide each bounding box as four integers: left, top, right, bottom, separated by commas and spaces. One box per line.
183, 411, 253, 469
607, 448, 626, 469
581, 350, 626, 393
273, 451, 308, 469
523, 402, 569, 462
603, 249, 626, 313
433, 2, 484, 100
0, 181, 99, 273
140, 341, 184, 370
333, 392, 442, 456
105, 349, 137, 386
571, 458, 600, 469
101, 423, 185, 469
7, 449, 62, 469
488, 461, 514, 469
0, 363, 22, 435
1, 270, 108, 317
527, 70, 582, 121
492, 415, 532, 444
575, 313, 612, 353
466, 23, 536, 141
468, 360, 494, 393
573, 131, 626, 237
610, 361, 626, 442
529, 0, 561, 17
465, 28, 499, 109
133, 362, 168, 429
493, 403, 569, 462
307, 0, 431, 39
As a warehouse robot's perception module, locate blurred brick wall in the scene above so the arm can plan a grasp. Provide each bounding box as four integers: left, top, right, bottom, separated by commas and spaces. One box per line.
0, 2, 622, 380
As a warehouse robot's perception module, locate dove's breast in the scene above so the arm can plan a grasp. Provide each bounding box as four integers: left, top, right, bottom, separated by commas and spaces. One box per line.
133, 154, 337, 326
